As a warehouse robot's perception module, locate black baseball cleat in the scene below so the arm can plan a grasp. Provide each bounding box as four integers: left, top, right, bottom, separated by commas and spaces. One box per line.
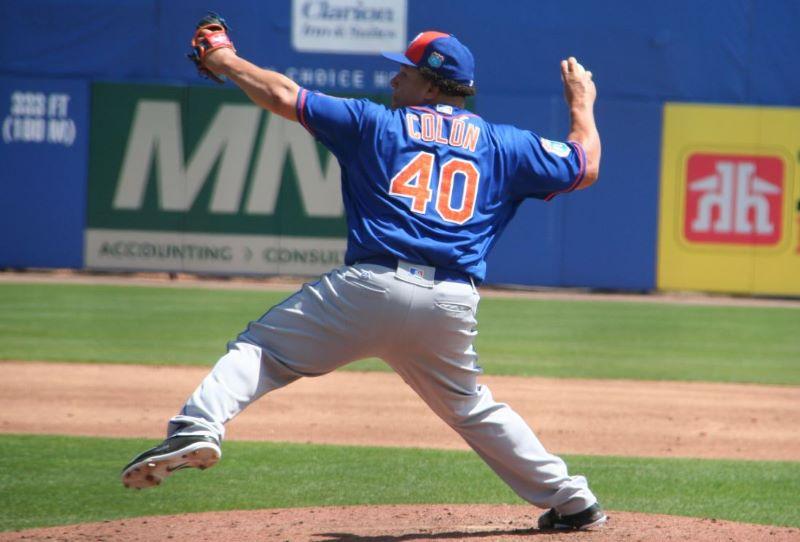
121, 434, 221, 489
537, 502, 608, 530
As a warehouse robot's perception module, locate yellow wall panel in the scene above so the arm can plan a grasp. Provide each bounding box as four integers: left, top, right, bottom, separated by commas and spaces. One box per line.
658, 104, 800, 296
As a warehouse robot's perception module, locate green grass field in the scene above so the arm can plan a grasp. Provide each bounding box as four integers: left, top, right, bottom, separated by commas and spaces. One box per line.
1, 282, 798, 383
0, 280, 798, 532
1, 435, 798, 532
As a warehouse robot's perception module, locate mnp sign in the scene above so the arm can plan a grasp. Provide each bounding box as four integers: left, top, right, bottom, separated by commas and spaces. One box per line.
658, 103, 800, 296
86, 83, 347, 275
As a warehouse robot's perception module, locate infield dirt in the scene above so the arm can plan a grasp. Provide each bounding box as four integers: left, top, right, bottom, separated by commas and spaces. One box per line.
2, 361, 798, 461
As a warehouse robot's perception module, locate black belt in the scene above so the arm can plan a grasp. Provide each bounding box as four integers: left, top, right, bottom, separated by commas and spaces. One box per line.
355, 255, 475, 285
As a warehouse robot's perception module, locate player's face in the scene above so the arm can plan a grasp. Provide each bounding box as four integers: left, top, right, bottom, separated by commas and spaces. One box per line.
390, 66, 435, 109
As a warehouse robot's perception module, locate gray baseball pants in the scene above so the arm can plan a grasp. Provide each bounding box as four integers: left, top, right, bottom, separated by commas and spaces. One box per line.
168, 262, 598, 515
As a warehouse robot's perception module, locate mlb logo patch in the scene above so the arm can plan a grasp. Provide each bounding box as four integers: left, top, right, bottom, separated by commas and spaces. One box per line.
683, 153, 784, 246
396, 260, 435, 288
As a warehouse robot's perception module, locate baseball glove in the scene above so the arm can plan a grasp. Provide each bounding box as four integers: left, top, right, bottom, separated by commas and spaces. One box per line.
187, 12, 236, 84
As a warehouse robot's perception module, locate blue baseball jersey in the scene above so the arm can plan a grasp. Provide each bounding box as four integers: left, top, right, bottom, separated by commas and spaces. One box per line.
296, 89, 586, 282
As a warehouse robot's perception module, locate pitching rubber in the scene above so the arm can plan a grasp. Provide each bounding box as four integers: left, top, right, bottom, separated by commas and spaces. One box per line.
121, 441, 221, 489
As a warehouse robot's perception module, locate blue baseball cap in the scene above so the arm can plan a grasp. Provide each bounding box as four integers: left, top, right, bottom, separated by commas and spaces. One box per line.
382, 31, 475, 87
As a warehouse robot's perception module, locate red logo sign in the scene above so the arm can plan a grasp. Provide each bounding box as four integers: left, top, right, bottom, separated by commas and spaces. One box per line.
684, 153, 783, 245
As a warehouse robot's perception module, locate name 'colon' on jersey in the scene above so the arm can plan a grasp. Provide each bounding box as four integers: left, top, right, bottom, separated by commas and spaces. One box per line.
296, 89, 586, 282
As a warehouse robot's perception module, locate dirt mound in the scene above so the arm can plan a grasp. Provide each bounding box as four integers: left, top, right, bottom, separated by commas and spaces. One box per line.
3, 505, 797, 542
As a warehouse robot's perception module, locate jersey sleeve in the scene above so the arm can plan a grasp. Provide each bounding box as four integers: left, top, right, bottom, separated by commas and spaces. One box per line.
296, 88, 382, 163
497, 125, 586, 201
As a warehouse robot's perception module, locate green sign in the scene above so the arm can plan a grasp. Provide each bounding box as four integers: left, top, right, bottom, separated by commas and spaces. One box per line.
85, 83, 367, 275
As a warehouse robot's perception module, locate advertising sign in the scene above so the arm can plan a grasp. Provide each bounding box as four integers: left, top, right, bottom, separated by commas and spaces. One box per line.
291, 0, 407, 54
657, 103, 800, 295
683, 153, 784, 246
86, 83, 348, 276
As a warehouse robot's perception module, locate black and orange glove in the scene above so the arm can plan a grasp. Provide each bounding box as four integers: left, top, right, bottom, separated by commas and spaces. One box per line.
187, 12, 236, 84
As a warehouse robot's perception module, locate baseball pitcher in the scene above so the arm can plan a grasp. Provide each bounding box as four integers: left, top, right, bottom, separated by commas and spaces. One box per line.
121, 14, 606, 531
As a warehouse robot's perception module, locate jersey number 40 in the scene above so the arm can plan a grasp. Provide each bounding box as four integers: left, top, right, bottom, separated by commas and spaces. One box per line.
389, 151, 479, 225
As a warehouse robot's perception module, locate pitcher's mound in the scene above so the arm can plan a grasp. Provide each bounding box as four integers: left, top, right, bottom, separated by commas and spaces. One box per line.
3, 504, 797, 541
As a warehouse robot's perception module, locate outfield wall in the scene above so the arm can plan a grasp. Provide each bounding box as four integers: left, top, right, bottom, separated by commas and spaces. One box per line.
1, 0, 798, 295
